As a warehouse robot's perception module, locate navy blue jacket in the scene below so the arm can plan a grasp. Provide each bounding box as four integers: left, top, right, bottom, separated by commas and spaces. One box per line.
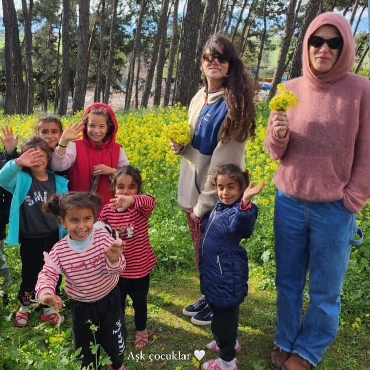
199, 198, 258, 308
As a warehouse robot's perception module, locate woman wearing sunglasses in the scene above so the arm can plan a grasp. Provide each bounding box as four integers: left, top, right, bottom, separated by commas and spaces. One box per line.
169, 29, 256, 349
265, 12, 370, 370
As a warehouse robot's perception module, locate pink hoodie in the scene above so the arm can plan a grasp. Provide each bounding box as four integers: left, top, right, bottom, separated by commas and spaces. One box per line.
264, 12, 370, 213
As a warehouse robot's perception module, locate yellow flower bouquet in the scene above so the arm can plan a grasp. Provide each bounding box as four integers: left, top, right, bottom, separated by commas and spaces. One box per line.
165, 121, 191, 146
269, 83, 298, 111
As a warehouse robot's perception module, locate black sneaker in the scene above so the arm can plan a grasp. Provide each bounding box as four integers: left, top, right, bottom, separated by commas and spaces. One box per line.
182, 296, 208, 317
191, 304, 213, 325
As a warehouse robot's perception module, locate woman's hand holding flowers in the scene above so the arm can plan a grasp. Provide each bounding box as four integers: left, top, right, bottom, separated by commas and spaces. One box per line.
269, 83, 299, 139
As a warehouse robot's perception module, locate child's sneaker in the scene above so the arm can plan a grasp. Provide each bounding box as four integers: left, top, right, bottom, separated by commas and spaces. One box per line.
190, 304, 213, 325
201, 358, 238, 370
40, 307, 65, 326
183, 295, 208, 317
206, 339, 241, 354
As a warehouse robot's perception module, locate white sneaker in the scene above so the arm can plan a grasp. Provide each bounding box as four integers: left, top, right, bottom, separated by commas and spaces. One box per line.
201, 358, 238, 370
206, 339, 241, 354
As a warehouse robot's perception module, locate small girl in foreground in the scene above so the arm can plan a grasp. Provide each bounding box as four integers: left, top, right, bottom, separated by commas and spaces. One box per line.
36, 192, 128, 370
98, 165, 157, 349
199, 164, 264, 370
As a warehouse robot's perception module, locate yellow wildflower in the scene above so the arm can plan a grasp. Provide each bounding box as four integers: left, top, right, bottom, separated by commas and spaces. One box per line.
269, 83, 298, 111
165, 121, 191, 146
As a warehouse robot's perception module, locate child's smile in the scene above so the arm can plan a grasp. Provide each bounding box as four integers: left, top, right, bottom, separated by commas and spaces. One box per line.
86, 114, 109, 144
61, 208, 95, 241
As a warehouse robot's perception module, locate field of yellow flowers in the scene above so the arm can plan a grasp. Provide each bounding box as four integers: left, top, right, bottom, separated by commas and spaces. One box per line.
0, 103, 369, 369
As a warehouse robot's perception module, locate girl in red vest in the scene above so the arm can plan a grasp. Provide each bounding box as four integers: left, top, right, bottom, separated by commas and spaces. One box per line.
51, 103, 128, 207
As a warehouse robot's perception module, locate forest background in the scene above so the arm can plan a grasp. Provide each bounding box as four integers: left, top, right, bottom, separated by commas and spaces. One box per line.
0, 0, 369, 369
0, 0, 369, 116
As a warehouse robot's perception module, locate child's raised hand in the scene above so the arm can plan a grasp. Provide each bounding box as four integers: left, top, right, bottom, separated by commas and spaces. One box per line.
60, 122, 84, 143
241, 181, 265, 206
104, 240, 125, 263
109, 195, 135, 212
16, 148, 45, 168
40, 293, 63, 312
0, 126, 18, 154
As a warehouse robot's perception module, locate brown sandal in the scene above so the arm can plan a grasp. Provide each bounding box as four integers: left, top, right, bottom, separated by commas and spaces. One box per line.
134, 332, 149, 349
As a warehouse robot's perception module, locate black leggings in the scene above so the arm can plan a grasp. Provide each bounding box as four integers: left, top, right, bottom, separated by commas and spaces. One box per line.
118, 274, 150, 331
209, 303, 240, 362
19, 232, 62, 305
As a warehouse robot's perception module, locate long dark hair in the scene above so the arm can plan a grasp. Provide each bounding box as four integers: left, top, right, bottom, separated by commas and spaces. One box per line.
202, 32, 257, 142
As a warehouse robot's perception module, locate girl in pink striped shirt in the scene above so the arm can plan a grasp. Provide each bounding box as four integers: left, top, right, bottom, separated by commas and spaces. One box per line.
99, 165, 157, 350
36, 192, 128, 370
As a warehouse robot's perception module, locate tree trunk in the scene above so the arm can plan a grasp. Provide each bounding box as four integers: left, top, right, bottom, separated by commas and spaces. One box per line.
254, 0, 268, 81
2, 0, 26, 114
21, 0, 34, 114
239, 0, 255, 53
348, 0, 359, 26
269, 0, 298, 99
288, 0, 322, 79
125, 0, 147, 110
163, 0, 180, 107
354, 45, 369, 74
103, 0, 118, 104
353, 5, 366, 35
58, 0, 70, 116
174, 0, 202, 106
224, 0, 238, 34
54, 12, 62, 113
191, 0, 219, 100
231, 0, 249, 43
153, 26, 167, 106
73, 0, 90, 113
141, 0, 170, 108
95, 0, 105, 102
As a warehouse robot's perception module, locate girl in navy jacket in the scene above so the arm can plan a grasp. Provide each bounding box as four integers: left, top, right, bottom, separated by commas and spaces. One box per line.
199, 164, 264, 370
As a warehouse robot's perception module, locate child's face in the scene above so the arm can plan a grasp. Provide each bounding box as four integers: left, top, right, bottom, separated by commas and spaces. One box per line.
38, 122, 62, 149
216, 174, 242, 205
115, 174, 139, 196
29, 147, 49, 175
60, 207, 95, 241
86, 113, 109, 145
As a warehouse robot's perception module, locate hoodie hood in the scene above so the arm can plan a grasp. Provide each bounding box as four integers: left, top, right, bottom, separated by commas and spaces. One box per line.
302, 12, 354, 85
81, 102, 119, 149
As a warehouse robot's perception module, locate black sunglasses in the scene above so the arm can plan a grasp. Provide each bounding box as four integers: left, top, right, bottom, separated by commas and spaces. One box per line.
202, 52, 230, 64
308, 35, 343, 50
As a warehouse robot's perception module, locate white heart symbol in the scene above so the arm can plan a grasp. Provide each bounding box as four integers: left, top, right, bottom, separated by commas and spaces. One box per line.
194, 349, 205, 361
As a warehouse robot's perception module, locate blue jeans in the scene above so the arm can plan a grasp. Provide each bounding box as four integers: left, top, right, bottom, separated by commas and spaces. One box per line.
273, 189, 356, 366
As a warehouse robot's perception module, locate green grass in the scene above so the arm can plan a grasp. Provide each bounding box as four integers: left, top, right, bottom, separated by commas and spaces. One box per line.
1, 235, 369, 369
0, 104, 369, 369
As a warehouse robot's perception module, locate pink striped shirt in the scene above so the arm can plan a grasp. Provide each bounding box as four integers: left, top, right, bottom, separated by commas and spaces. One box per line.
99, 194, 157, 279
35, 229, 126, 302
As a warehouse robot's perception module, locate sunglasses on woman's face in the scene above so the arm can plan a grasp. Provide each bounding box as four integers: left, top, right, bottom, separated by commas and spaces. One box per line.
308, 35, 343, 50
202, 52, 230, 64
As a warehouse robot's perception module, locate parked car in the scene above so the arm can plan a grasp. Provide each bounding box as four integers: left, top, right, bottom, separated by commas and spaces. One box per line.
259, 81, 271, 90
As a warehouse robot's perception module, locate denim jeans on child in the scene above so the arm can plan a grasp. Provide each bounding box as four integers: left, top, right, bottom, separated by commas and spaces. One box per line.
273, 189, 357, 366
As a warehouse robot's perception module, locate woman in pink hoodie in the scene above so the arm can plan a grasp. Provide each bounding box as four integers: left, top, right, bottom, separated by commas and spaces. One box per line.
265, 12, 370, 370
